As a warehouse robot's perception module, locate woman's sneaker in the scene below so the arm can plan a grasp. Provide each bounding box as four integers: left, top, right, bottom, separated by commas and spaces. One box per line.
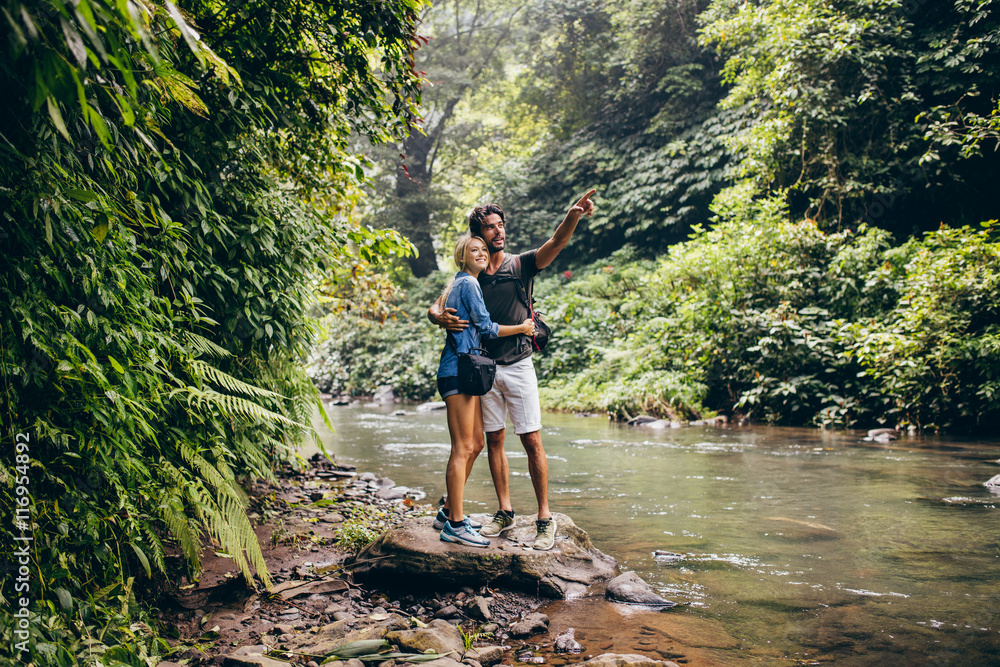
440, 519, 490, 548
479, 510, 515, 537
533, 517, 557, 551
432, 508, 482, 531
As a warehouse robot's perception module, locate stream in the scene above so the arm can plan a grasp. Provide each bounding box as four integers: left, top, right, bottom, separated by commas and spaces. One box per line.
310, 403, 1000, 666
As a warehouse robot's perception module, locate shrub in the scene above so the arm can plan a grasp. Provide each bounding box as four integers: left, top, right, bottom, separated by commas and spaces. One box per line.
841, 224, 1000, 430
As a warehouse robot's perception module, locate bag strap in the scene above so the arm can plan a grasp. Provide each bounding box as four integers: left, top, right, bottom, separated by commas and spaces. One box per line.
511, 255, 534, 314
512, 256, 542, 351
448, 335, 491, 358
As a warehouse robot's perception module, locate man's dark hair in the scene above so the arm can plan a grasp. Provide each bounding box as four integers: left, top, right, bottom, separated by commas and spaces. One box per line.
468, 204, 505, 237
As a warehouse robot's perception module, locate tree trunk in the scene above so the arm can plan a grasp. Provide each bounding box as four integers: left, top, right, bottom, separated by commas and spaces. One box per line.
396, 132, 439, 277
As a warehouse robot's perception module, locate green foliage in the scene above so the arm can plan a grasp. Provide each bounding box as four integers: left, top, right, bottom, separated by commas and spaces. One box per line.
699, 0, 1000, 231
840, 223, 1000, 430
460, 625, 492, 652
310, 272, 445, 401
0, 0, 422, 662
484, 0, 736, 267
361, 0, 527, 277
334, 506, 390, 553
534, 185, 1000, 431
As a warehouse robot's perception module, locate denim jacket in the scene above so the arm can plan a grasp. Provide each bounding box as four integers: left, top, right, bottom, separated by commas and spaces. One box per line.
437, 272, 500, 379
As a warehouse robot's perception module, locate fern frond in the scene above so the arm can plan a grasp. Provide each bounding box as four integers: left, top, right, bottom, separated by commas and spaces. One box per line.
229, 433, 278, 482
176, 446, 243, 505
184, 332, 233, 359
140, 520, 168, 575
158, 492, 203, 575
189, 483, 271, 587
190, 360, 282, 400
170, 386, 306, 430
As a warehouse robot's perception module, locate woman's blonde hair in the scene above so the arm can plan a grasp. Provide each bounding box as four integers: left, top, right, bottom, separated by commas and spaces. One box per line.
441, 233, 486, 307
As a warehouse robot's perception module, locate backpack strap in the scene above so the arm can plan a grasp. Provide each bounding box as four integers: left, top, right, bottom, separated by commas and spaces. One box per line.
511, 255, 534, 312
511, 255, 543, 351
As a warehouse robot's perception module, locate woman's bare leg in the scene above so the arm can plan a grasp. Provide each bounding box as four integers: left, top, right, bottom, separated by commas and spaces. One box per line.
444, 393, 482, 522
442, 398, 484, 515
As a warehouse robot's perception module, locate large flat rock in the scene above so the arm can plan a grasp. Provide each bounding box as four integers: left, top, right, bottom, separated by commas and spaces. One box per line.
350, 512, 618, 598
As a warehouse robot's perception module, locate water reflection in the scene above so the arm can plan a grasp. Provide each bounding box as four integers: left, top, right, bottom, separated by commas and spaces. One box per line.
311, 404, 1000, 665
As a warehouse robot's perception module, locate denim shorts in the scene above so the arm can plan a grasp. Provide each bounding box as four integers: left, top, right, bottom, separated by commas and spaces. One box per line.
437, 375, 459, 399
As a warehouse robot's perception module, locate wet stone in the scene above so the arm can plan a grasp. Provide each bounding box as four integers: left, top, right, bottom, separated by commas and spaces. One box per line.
435, 604, 461, 619
509, 612, 549, 638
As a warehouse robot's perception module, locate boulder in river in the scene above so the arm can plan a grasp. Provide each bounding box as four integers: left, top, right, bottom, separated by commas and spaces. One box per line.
554, 627, 584, 652
350, 512, 618, 598
984, 474, 1000, 489
605, 572, 677, 608
509, 612, 549, 637
416, 401, 447, 412
626, 415, 658, 426
865, 428, 899, 442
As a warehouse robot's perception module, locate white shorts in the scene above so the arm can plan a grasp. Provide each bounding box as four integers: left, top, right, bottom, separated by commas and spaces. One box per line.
481, 357, 542, 435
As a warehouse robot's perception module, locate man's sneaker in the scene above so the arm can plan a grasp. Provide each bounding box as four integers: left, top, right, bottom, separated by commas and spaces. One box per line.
432, 508, 481, 530
533, 517, 557, 551
440, 519, 490, 548
479, 510, 515, 537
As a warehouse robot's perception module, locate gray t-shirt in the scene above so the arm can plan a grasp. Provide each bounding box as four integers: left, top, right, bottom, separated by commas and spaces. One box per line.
477, 250, 540, 365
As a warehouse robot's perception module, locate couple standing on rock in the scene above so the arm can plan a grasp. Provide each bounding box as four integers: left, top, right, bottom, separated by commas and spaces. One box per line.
427, 190, 597, 550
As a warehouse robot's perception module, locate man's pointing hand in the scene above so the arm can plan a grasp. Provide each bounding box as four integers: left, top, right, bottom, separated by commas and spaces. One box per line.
569, 189, 597, 217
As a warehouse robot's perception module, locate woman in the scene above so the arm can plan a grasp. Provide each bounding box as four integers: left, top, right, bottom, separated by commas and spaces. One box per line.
436, 234, 534, 547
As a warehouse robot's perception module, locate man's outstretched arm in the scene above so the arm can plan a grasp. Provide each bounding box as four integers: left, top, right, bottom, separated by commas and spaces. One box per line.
428, 294, 469, 331
535, 189, 597, 270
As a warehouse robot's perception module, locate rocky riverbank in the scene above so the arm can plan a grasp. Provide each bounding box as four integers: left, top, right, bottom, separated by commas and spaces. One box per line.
154, 455, 697, 667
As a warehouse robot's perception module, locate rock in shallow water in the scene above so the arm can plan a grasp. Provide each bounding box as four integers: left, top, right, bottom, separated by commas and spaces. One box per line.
350, 512, 618, 598
509, 612, 549, 637
554, 627, 584, 652
605, 572, 677, 608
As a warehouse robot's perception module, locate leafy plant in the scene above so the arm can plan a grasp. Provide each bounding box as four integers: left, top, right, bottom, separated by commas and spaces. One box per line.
0, 0, 422, 662
335, 506, 390, 553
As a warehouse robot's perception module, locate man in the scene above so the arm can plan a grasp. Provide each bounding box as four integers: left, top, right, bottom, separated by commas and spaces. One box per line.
428, 190, 596, 550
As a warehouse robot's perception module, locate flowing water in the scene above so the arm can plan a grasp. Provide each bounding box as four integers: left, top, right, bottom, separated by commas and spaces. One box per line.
311, 404, 1000, 666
